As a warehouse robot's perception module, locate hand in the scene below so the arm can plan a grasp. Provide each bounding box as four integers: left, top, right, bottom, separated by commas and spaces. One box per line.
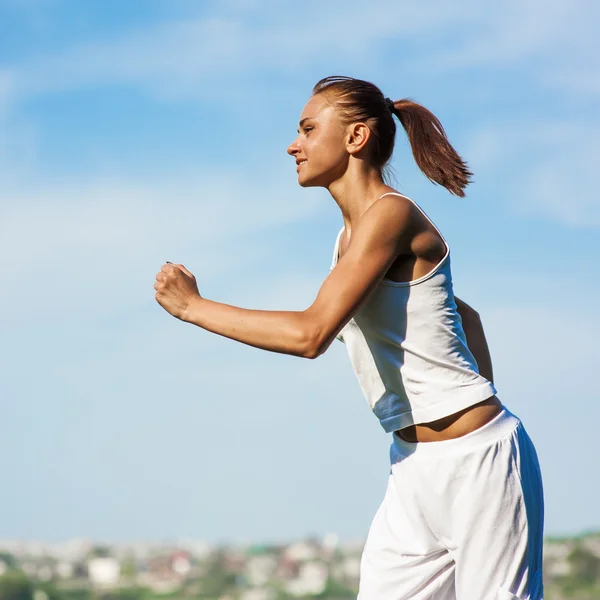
154, 262, 201, 320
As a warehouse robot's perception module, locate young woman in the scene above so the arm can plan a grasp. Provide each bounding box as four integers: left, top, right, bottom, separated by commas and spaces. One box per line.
154, 76, 544, 600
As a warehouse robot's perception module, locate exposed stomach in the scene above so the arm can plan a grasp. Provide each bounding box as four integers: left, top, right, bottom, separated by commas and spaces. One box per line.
396, 396, 502, 443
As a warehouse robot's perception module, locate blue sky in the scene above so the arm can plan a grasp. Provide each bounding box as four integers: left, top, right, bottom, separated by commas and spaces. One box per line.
1, 0, 598, 544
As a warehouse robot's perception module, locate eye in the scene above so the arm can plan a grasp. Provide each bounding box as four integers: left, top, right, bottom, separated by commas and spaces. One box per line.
303, 126, 314, 135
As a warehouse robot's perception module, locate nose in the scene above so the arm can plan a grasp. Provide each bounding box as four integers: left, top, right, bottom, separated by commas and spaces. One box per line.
287, 136, 300, 157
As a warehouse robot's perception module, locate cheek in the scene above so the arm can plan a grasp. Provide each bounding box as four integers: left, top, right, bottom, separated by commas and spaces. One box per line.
318, 140, 346, 169
309, 135, 341, 162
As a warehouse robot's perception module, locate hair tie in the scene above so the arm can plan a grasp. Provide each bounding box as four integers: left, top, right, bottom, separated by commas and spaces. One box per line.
385, 97, 396, 113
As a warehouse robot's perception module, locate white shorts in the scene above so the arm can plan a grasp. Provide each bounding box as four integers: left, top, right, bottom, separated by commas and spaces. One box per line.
358, 408, 544, 600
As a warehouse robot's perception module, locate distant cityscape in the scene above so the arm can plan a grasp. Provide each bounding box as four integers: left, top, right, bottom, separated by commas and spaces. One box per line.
0, 533, 599, 600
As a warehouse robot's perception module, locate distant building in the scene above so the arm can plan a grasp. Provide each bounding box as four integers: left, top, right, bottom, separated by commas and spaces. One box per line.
171, 552, 192, 576
239, 589, 275, 600
245, 554, 278, 587
544, 541, 573, 577
55, 562, 75, 579
137, 551, 191, 593
285, 562, 328, 597
284, 541, 319, 563
341, 556, 361, 580
322, 533, 339, 554
87, 557, 120, 588
582, 535, 600, 558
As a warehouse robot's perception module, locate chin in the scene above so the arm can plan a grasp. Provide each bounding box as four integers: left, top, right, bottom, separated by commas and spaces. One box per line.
297, 172, 325, 188
298, 178, 316, 188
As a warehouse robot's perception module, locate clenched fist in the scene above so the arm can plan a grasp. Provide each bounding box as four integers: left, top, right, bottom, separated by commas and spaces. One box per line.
154, 262, 201, 320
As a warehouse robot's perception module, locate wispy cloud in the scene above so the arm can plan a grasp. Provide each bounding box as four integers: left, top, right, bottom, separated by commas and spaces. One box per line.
7, 4, 402, 102
2, 0, 595, 106
0, 108, 38, 188
0, 71, 13, 116
407, 0, 599, 102
464, 121, 600, 228
0, 170, 326, 323
3, 0, 552, 103
1, 0, 599, 542
521, 142, 600, 228
422, 0, 572, 66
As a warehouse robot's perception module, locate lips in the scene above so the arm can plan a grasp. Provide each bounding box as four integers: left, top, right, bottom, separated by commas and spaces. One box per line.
296, 159, 307, 166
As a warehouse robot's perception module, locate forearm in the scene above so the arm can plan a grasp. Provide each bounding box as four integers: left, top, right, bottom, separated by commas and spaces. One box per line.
182, 296, 320, 358
455, 297, 494, 385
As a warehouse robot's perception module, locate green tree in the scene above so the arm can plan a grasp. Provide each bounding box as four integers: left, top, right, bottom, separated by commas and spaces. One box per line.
316, 577, 357, 599
119, 558, 137, 580
99, 587, 145, 600
198, 559, 236, 598
56, 588, 92, 600
41, 586, 65, 600
0, 571, 34, 600
568, 546, 600, 584
0, 555, 18, 571
88, 547, 112, 560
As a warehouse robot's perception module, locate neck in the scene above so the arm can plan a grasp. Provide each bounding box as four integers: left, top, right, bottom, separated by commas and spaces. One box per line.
327, 161, 391, 232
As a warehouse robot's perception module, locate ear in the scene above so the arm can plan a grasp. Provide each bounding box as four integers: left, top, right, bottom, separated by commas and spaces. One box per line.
346, 122, 371, 155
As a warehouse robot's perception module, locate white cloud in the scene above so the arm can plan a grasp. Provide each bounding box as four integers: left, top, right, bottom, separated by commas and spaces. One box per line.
0, 71, 14, 117
1, 0, 598, 541
8, 5, 400, 101
0, 109, 39, 192
0, 0, 527, 102
422, 0, 572, 67
397, 0, 600, 104
522, 153, 600, 228
0, 0, 595, 109
515, 127, 600, 228
0, 171, 326, 323
543, 70, 600, 97
464, 121, 600, 228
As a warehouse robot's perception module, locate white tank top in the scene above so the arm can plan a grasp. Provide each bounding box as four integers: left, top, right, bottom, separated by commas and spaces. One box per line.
331, 193, 497, 432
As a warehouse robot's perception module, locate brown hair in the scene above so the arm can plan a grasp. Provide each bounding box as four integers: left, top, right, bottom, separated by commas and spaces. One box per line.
312, 76, 472, 197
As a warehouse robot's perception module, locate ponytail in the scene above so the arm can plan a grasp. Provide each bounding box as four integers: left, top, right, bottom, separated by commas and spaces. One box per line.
391, 99, 472, 197
313, 76, 472, 197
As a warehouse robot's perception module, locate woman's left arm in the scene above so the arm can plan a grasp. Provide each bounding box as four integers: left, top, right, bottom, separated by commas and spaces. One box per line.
455, 296, 494, 384
154, 195, 413, 359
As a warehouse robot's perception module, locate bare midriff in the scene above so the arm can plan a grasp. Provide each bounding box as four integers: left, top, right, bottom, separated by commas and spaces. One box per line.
396, 396, 502, 443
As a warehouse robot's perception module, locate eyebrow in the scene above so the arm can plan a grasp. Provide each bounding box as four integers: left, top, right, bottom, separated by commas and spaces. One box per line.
297, 117, 314, 132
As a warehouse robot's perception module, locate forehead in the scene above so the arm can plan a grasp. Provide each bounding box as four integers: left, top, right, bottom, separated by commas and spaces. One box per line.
299, 94, 336, 122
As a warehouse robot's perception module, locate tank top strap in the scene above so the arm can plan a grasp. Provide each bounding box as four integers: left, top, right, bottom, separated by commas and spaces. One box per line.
331, 226, 345, 270
378, 192, 450, 253
332, 192, 448, 271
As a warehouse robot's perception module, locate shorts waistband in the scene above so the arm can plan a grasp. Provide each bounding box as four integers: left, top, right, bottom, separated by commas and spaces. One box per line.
391, 407, 520, 459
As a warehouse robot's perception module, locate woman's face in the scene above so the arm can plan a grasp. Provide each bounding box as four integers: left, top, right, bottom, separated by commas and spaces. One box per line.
287, 94, 349, 188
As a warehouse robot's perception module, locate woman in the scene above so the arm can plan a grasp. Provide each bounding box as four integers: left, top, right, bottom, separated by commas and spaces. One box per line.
154, 76, 544, 600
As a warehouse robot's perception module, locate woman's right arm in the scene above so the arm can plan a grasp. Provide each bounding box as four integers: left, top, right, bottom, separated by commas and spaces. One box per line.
155, 194, 414, 359
455, 297, 494, 385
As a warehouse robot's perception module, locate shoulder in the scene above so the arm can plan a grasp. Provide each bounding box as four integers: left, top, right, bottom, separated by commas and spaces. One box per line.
364, 190, 411, 220
369, 191, 414, 216
354, 192, 416, 247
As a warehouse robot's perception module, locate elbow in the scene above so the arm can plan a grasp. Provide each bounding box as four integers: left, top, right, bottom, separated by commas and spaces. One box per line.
302, 345, 330, 360
457, 302, 481, 326
468, 304, 481, 321
299, 335, 326, 360
301, 346, 321, 360
471, 307, 483, 327
467, 308, 482, 326
297, 321, 329, 360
